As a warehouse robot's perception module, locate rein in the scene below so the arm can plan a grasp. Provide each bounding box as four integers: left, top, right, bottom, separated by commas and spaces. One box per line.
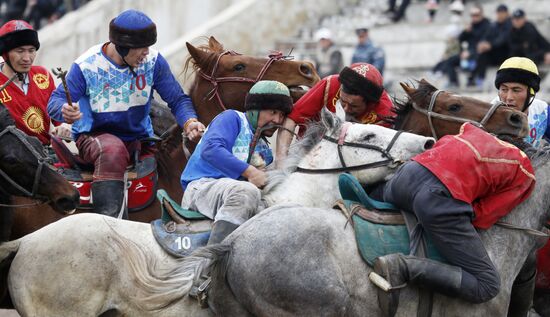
411, 90, 504, 139
296, 122, 404, 174
0, 126, 52, 207
197, 50, 289, 113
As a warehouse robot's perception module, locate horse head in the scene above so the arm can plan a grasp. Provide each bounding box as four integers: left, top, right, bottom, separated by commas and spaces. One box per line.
394, 79, 528, 139
185, 36, 320, 125
0, 107, 79, 213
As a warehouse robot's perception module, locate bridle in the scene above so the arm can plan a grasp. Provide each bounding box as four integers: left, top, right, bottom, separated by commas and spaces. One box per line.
0, 125, 52, 206
197, 50, 289, 112
411, 89, 504, 139
296, 122, 404, 174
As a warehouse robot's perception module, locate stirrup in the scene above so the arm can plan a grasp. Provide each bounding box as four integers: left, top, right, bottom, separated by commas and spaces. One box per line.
189, 276, 211, 308
369, 272, 407, 291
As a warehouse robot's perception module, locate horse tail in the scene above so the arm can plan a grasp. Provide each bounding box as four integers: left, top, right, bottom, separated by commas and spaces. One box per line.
0, 239, 20, 308
110, 231, 230, 311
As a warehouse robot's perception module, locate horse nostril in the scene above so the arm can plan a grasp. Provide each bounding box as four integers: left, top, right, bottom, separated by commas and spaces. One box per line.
508, 112, 525, 127
299, 63, 313, 79
424, 139, 435, 150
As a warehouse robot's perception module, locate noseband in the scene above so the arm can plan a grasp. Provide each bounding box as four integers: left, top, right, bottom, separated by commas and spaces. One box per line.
197, 50, 289, 113
296, 122, 404, 174
411, 89, 504, 139
0, 126, 51, 199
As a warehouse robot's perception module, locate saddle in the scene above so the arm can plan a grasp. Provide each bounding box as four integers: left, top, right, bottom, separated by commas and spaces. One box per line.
50, 136, 158, 211
152, 189, 212, 258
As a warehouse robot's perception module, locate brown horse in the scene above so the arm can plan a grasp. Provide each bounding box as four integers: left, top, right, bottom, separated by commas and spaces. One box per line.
8, 37, 320, 240
392, 79, 528, 138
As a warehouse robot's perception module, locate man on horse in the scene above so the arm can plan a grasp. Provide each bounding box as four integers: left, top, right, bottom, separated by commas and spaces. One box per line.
275, 62, 394, 163
369, 122, 535, 317
0, 20, 69, 145
493, 56, 549, 148
181, 80, 292, 245
47, 9, 205, 218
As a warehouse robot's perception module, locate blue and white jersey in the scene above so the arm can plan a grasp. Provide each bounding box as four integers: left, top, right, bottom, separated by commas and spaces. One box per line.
48, 44, 196, 141
492, 96, 549, 148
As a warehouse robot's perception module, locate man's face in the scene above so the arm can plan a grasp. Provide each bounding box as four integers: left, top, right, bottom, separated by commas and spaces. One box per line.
496, 11, 508, 23
340, 90, 368, 121
357, 31, 368, 44
125, 47, 149, 67
257, 109, 285, 137
7, 45, 36, 73
512, 17, 526, 29
470, 9, 483, 23
498, 82, 528, 111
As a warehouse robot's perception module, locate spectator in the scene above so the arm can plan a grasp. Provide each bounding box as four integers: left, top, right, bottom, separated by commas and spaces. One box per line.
459, 4, 491, 87
351, 28, 385, 75
470, 4, 512, 87
386, 0, 411, 23
509, 9, 550, 66
24, 0, 63, 30
313, 28, 343, 78
1, 0, 27, 23
425, 0, 438, 23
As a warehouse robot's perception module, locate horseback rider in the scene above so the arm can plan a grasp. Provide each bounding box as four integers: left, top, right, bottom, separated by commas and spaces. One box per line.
369, 122, 535, 317
181, 80, 292, 245
275, 62, 395, 164
47, 9, 205, 218
0, 20, 70, 145
492, 56, 549, 148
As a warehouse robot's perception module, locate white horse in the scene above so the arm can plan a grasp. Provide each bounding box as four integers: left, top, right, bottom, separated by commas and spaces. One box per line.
0, 110, 434, 316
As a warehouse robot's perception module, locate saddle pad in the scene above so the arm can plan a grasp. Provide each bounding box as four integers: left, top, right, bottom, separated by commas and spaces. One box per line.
157, 189, 209, 223
151, 219, 210, 257
353, 213, 445, 266
339, 173, 397, 211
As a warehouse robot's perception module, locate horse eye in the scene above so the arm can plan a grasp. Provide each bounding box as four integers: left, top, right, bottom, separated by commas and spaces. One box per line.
233, 63, 246, 72
364, 133, 375, 141
448, 104, 461, 112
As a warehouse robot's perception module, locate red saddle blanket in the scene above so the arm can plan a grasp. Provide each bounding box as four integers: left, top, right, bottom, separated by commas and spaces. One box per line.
51, 136, 157, 211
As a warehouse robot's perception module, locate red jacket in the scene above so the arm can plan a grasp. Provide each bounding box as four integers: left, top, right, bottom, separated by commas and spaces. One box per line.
413, 123, 535, 229
0, 66, 56, 145
288, 75, 394, 133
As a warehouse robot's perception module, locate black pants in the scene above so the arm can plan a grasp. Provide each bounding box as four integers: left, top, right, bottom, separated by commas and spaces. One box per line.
372, 162, 501, 302
472, 48, 510, 81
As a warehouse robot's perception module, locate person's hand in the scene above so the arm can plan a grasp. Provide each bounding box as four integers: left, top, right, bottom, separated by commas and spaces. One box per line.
185, 120, 205, 142
477, 41, 491, 53
61, 103, 82, 124
242, 165, 267, 189
51, 123, 72, 140
545, 52, 550, 65
460, 50, 470, 60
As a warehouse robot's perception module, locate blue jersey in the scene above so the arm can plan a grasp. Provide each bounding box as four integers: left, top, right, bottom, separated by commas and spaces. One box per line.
47, 44, 197, 141
181, 110, 273, 190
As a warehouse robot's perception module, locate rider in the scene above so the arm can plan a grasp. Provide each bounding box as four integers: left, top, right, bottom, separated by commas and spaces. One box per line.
0, 20, 69, 145
181, 80, 292, 245
493, 56, 549, 147
369, 122, 535, 317
47, 9, 205, 218
276, 62, 395, 163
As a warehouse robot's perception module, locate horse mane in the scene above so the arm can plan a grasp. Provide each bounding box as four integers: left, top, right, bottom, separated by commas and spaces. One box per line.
183, 37, 226, 77
0, 105, 15, 130
388, 81, 437, 129
263, 118, 341, 194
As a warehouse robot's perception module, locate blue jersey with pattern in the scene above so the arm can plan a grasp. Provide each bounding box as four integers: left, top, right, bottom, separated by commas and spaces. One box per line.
47, 44, 197, 141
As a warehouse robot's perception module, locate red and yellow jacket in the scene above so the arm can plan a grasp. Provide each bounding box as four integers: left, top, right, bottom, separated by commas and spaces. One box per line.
0, 66, 55, 145
413, 123, 536, 229
288, 75, 395, 133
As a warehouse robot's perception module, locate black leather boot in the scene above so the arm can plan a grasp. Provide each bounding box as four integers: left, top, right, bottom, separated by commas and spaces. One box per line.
373, 254, 462, 317
91, 180, 126, 219
207, 220, 239, 245
508, 271, 536, 317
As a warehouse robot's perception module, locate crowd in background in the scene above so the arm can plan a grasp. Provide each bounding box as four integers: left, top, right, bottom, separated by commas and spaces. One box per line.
0, 0, 91, 30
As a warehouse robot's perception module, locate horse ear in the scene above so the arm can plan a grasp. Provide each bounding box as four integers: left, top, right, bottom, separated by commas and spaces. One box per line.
208, 36, 223, 51
320, 107, 336, 131
400, 82, 416, 98
186, 42, 209, 66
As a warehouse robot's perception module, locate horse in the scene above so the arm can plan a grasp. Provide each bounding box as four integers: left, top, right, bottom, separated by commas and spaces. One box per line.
101, 82, 540, 316
8, 37, 320, 240
0, 110, 436, 316
0, 106, 79, 243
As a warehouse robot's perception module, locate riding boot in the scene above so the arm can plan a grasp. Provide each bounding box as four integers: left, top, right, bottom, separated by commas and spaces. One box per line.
207, 220, 239, 245
91, 180, 126, 219
508, 271, 536, 317
373, 253, 462, 317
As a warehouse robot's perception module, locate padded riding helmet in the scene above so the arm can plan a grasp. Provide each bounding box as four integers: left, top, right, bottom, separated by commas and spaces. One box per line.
495, 57, 540, 110
109, 9, 157, 57
245, 80, 293, 130
339, 63, 384, 104
0, 20, 39, 56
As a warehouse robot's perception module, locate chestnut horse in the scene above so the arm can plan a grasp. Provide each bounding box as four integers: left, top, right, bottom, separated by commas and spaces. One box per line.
8, 37, 320, 240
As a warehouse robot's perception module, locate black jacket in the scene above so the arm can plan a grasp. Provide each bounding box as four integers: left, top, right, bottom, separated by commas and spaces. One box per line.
509, 21, 550, 64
